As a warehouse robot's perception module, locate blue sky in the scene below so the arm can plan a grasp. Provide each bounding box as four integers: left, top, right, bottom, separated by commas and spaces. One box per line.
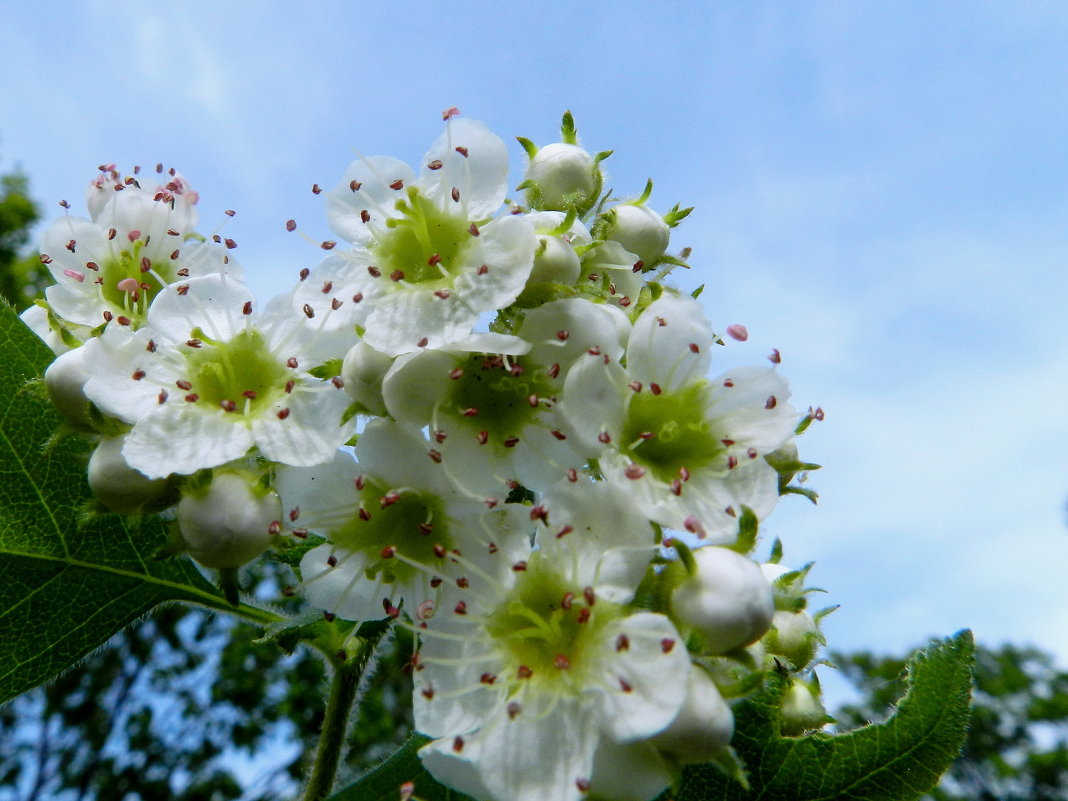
3, 0, 1067, 696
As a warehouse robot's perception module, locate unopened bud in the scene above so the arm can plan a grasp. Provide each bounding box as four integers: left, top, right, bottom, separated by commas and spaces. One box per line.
44, 347, 95, 430
340, 342, 393, 416
604, 204, 670, 268
178, 472, 281, 569
523, 143, 601, 214
88, 435, 170, 515
671, 546, 774, 654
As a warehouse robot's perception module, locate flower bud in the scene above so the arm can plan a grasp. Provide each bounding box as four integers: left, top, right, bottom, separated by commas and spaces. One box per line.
88, 435, 170, 515
178, 471, 280, 569
523, 143, 601, 214
44, 347, 94, 430
671, 546, 774, 654
341, 342, 393, 417
604, 204, 670, 268
780, 676, 830, 736
529, 233, 581, 285
763, 610, 819, 669
651, 667, 734, 764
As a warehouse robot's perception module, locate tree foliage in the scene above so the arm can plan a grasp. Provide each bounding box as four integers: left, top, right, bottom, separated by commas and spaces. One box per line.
0, 167, 43, 310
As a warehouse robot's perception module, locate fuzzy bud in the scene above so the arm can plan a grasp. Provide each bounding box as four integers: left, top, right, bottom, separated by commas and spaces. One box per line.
88, 435, 170, 515
341, 342, 393, 417
604, 204, 670, 268
44, 347, 95, 430
671, 546, 774, 654
178, 472, 280, 569
780, 676, 830, 736
523, 143, 601, 214
529, 234, 581, 285
763, 610, 820, 669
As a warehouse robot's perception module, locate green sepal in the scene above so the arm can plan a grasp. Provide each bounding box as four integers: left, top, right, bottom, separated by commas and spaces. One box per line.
594, 149, 613, 163
634, 178, 654, 206
691, 283, 705, 299
308, 358, 344, 380
664, 203, 694, 227
560, 110, 578, 144
782, 484, 820, 504
515, 136, 538, 159
728, 506, 759, 555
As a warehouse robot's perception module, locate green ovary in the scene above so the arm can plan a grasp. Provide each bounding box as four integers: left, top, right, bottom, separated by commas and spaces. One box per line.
622, 381, 723, 482
373, 189, 472, 285
483, 553, 619, 687
184, 329, 287, 413
446, 355, 553, 440
332, 482, 449, 587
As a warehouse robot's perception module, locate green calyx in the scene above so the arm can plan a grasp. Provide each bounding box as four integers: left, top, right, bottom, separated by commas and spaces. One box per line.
184, 328, 287, 414
372, 188, 473, 286
484, 552, 620, 686
622, 381, 723, 482
444, 354, 554, 442
331, 480, 449, 587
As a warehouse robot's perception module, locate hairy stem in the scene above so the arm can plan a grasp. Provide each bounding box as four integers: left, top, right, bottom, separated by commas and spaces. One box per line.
303, 623, 389, 801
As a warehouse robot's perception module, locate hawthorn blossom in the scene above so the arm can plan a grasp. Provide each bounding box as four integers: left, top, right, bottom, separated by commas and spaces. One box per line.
298, 117, 534, 355
81, 274, 354, 477
560, 293, 797, 542
37, 168, 237, 334
381, 302, 627, 497
286, 418, 531, 623
414, 480, 689, 801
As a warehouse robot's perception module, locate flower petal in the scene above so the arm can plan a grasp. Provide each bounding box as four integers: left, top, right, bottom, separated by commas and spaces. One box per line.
420, 118, 508, 220
593, 612, 690, 742
325, 156, 415, 245
122, 404, 254, 477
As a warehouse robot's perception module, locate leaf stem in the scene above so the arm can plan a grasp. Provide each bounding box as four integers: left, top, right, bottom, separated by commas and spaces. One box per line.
193, 596, 287, 627
303, 625, 389, 801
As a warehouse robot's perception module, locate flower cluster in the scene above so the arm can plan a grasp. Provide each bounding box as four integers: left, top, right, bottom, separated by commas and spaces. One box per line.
28, 112, 828, 801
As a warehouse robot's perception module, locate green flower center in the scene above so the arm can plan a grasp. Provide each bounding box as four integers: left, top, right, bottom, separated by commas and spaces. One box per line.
484, 552, 618, 688
99, 241, 168, 323
622, 381, 723, 482
332, 480, 450, 587
372, 188, 472, 285
184, 329, 287, 414
444, 355, 553, 442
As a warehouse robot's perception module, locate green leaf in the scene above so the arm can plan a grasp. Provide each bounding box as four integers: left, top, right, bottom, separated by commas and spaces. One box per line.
0, 305, 275, 703
326, 735, 477, 801
668, 630, 975, 801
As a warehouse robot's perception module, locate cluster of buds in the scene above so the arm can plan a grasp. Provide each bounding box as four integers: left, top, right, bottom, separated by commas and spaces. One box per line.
26, 111, 827, 801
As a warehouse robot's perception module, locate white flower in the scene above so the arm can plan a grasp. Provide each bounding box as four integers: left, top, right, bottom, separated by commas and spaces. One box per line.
561, 293, 796, 541
81, 274, 354, 477
381, 303, 627, 497
39, 176, 237, 332
286, 419, 530, 623
306, 117, 535, 355
413, 479, 688, 801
